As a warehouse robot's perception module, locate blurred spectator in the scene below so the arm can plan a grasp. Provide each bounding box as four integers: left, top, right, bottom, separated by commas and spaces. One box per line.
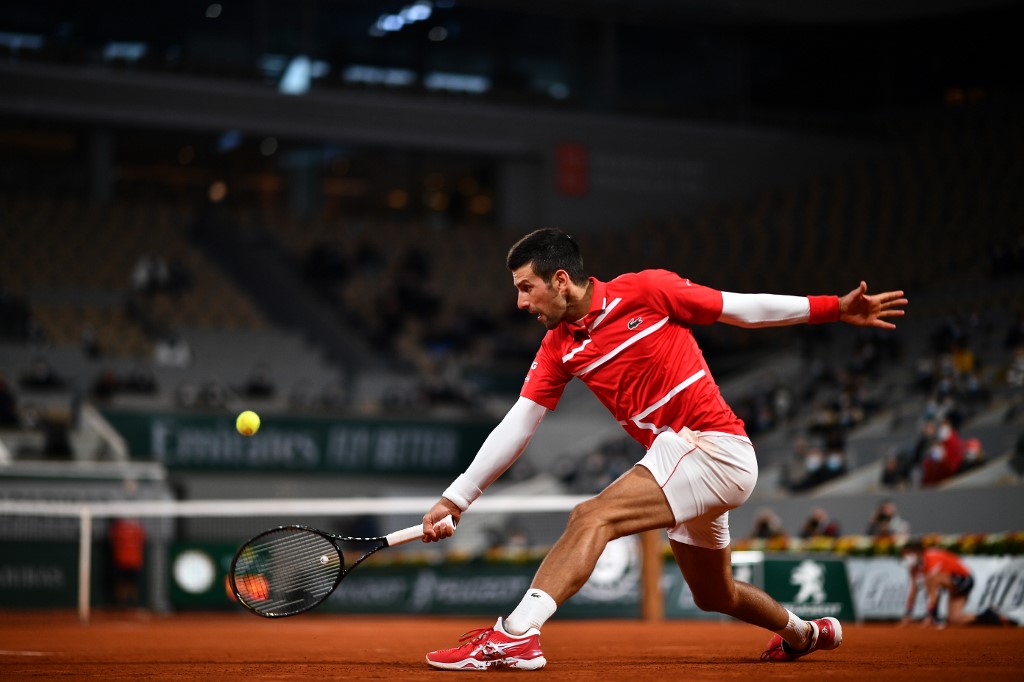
123, 364, 158, 394
303, 241, 350, 289
288, 379, 317, 410
558, 447, 634, 495
921, 416, 965, 486
788, 438, 846, 493
0, 372, 20, 426
0, 283, 31, 341
165, 256, 195, 295
92, 365, 157, 401
880, 446, 915, 489
131, 252, 170, 294
320, 379, 350, 410
949, 340, 975, 377
788, 445, 826, 492
1005, 346, 1024, 387
91, 369, 121, 400
81, 323, 100, 359
866, 500, 910, 538
42, 419, 73, 459
957, 438, 986, 474
175, 381, 200, 408
154, 333, 192, 368
781, 434, 811, 490
750, 508, 787, 540
1005, 313, 1024, 350
19, 356, 64, 390
799, 507, 840, 538
198, 380, 227, 408
1011, 433, 1024, 477
880, 451, 903, 488
242, 363, 276, 399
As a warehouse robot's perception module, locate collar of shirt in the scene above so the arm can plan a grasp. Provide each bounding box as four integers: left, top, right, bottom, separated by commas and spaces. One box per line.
564, 277, 607, 339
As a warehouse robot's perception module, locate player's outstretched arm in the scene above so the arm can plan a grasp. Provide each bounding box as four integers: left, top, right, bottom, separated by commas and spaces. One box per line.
421, 397, 548, 543
839, 281, 907, 329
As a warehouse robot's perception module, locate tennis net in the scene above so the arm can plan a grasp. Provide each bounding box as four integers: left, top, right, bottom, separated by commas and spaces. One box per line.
0, 495, 666, 622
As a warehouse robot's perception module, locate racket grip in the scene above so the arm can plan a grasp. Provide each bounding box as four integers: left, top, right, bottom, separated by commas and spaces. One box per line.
385, 514, 455, 546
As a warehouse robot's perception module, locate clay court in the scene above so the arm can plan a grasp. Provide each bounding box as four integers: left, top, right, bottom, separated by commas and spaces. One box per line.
2, 612, 1022, 681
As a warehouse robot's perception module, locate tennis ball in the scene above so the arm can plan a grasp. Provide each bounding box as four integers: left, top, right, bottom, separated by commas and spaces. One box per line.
236, 410, 260, 436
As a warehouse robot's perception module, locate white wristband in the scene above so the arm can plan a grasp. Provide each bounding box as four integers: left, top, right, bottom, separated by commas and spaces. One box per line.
442, 474, 483, 512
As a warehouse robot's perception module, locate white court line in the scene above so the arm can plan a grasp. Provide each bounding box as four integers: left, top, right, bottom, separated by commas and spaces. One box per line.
0, 650, 54, 656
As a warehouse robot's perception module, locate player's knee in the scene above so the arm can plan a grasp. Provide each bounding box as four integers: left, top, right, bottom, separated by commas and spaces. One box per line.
566, 499, 615, 538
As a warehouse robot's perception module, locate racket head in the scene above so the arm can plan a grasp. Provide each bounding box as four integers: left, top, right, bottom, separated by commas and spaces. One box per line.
230, 525, 345, 618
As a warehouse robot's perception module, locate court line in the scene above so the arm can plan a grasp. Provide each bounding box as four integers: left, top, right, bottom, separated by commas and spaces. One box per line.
0, 649, 55, 656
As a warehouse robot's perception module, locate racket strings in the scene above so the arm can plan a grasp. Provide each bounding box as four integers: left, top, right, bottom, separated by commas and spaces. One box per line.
234, 529, 343, 616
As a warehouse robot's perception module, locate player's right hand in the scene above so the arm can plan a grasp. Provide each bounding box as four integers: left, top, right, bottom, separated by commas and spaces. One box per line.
422, 498, 461, 542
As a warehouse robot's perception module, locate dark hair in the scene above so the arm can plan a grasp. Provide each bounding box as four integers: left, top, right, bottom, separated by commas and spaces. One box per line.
506, 228, 588, 285
902, 538, 924, 553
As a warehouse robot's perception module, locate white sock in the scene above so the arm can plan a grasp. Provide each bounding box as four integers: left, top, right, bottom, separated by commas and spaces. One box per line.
503, 588, 558, 635
774, 610, 813, 651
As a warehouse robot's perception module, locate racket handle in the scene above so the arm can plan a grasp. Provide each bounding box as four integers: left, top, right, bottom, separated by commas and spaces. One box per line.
385, 514, 455, 546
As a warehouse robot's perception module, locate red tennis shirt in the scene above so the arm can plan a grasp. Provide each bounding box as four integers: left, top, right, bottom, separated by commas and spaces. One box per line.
520, 270, 746, 448
918, 548, 971, 579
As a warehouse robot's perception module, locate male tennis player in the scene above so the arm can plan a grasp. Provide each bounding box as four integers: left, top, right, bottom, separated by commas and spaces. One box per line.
421, 228, 908, 670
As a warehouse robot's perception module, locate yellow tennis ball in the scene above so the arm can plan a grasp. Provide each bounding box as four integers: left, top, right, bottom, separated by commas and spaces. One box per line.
236, 410, 260, 436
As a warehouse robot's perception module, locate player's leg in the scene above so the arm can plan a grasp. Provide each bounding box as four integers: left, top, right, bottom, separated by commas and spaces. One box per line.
923, 572, 945, 624
671, 541, 790, 631
672, 540, 842, 662
944, 573, 975, 625
946, 593, 971, 625
648, 430, 843, 662
426, 464, 673, 670
501, 464, 673, 635
527, 464, 675, 604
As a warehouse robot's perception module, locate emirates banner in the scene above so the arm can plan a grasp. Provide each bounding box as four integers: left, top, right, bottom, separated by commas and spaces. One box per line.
101, 410, 496, 475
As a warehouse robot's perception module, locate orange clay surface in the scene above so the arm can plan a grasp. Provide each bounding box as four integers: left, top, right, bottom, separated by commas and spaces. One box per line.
1, 611, 1022, 681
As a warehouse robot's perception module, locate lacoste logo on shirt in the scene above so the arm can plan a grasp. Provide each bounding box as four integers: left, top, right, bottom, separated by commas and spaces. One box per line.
627, 317, 643, 330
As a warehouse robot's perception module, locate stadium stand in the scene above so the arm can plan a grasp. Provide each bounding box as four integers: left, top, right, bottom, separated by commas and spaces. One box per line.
0, 0, 1022, 575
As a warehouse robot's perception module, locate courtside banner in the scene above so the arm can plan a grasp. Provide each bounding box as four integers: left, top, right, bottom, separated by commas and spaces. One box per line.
169, 542, 640, 618
963, 556, 1024, 623
665, 554, 856, 621
102, 410, 496, 475
762, 557, 857, 621
839, 555, 1024, 621
847, 557, 909, 620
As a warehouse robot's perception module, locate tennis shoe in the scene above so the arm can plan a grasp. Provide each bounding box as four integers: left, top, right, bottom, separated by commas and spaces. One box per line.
426, 618, 547, 671
761, 617, 842, 662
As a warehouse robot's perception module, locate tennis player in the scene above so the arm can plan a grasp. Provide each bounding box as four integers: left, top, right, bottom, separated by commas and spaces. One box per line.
421, 228, 908, 669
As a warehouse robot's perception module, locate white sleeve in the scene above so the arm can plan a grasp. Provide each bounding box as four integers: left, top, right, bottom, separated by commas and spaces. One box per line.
719, 291, 811, 328
441, 396, 548, 511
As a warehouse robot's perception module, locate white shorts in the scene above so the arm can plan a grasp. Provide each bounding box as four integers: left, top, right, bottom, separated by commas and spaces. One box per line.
637, 428, 757, 550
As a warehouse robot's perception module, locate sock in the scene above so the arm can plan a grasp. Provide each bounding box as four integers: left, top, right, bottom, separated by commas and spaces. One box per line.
774, 610, 814, 651
503, 588, 558, 635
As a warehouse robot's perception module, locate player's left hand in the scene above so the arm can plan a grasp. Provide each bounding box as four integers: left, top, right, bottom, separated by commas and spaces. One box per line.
839, 281, 908, 329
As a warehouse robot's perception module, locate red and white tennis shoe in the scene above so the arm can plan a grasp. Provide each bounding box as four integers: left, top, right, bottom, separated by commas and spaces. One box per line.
426, 618, 547, 671
761, 617, 842, 662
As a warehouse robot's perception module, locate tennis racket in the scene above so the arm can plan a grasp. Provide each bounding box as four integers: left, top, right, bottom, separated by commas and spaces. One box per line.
229, 515, 454, 618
